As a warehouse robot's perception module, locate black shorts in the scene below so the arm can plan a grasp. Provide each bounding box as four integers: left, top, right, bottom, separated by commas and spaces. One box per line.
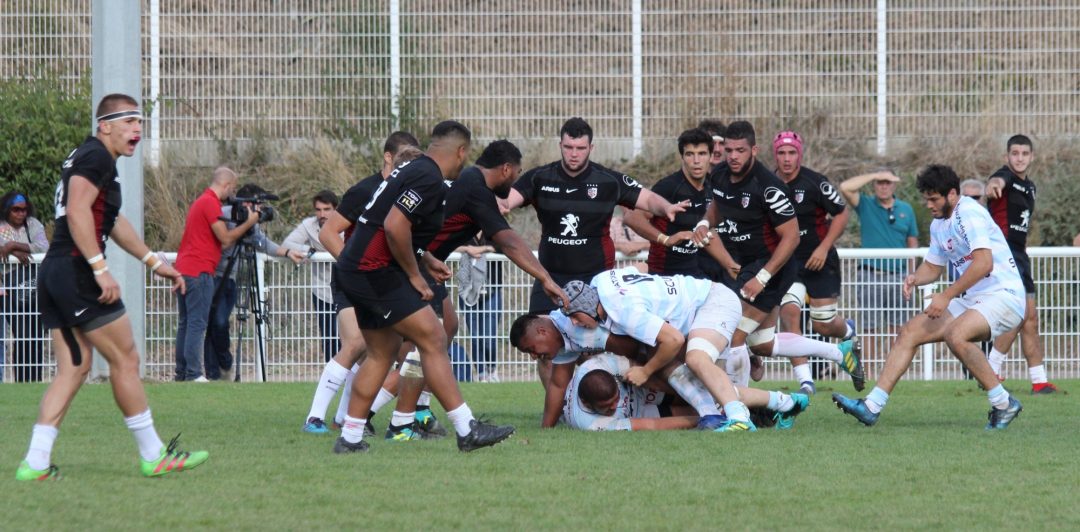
1010, 246, 1036, 294
792, 251, 842, 300
529, 271, 595, 314
337, 267, 432, 330
722, 257, 797, 313
421, 268, 448, 318
329, 268, 353, 311
38, 255, 125, 330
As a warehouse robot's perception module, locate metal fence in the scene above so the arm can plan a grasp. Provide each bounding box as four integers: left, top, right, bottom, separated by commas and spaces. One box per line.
2, 2, 1079, 155
5, 248, 1080, 384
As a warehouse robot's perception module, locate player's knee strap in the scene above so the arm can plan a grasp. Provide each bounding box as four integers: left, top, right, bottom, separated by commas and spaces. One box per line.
400, 350, 424, 378
782, 282, 807, 308
686, 337, 722, 363
809, 303, 838, 322
747, 327, 775, 347
736, 316, 761, 335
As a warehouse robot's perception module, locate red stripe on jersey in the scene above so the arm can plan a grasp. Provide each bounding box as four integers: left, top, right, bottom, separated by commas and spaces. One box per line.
357, 228, 392, 271
91, 189, 107, 254
814, 206, 829, 242
343, 223, 356, 244
989, 197, 1009, 237
763, 221, 779, 253
427, 213, 473, 255
647, 217, 670, 274
602, 219, 616, 269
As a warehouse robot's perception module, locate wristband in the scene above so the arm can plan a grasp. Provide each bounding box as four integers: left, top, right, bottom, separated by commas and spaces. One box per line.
140, 251, 154, 264
694, 220, 710, 231
87, 253, 104, 265
657, 233, 669, 245
754, 268, 772, 286
93, 266, 109, 276
151, 261, 164, 272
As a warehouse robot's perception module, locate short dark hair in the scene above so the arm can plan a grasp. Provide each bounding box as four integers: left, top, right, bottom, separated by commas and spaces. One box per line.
1007, 134, 1033, 152
475, 140, 523, 168
95, 93, 139, 120
916, 164, 961, 197
697, 119, 727, 139
312, 189, 338, 208
383, 131, 420, 155
236, 183, 267, 198
677, 128, 714, 155
560, 117, 593, 143
509, 314, 544, 350
0, 191, 36, 223
430, 121, 471, 144
724, 120, 756, 146
579, 369, 618, 411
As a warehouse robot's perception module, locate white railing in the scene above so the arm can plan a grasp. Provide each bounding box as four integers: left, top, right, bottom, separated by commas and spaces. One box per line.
5, 248, 1080, 384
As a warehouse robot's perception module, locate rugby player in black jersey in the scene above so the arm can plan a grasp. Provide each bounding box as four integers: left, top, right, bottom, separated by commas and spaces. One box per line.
985, 135, 1057, 394
772, 131, 858, 395
333, 121, 514, 454
692, 121, 864, 390
17, 94, 207, 481
299, 132, 420, 435
622, 127, 714, 278
500, 117, 687, 391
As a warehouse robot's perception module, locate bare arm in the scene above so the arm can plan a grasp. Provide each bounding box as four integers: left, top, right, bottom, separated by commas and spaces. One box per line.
634, 188, 685, 222
318, 211, 351, 259
839, 171, 897, 208
211, 212, 259, 248
500, 188, 526, 213
985, 176, 1007, 200
629, 416, 697, 431
383, 207, 431, 300
541, 362, 574, 428
805, 208, 850, 271
624, 322, 684, 386
66, 175, 119, 302
491, 228, 569, 308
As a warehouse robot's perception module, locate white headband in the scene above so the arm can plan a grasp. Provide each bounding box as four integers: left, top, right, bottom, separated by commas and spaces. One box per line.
96, 110, 144, 122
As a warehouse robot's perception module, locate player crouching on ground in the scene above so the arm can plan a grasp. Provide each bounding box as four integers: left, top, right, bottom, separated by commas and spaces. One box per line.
566, 353, 809, 431
833, 164, 1026, 429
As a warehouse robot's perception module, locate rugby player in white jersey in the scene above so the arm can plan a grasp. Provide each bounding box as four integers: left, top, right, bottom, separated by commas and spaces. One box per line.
833, 164, 1025, 429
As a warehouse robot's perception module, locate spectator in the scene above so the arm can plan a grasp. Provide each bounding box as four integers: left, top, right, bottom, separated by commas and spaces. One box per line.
456, 234, 503, 382
610, 210, 650, 260
281, 190, 340, 363
0, 191, 50, 382
173, 166, 259, 382
206, 183, 305, 380
960, 179, 986, 206
839, 171, 919, 346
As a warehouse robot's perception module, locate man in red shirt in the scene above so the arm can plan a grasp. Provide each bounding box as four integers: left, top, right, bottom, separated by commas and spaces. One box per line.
174, 166, 259, 381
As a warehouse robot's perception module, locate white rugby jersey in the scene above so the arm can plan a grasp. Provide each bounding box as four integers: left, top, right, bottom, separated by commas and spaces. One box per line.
925, 196, 1025, 316
562, 353, 664, 431
549, 310, 610, 365
591, 267, 712, 345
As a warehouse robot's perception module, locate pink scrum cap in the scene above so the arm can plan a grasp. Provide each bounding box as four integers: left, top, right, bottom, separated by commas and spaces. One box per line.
773, 130, 803, 163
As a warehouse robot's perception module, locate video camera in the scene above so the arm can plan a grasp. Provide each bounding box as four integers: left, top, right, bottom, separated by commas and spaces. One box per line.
227, 192, 278, 224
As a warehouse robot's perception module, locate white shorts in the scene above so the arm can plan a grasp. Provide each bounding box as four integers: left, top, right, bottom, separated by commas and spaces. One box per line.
690, 284, 742, 343
947, 292, 1025, 339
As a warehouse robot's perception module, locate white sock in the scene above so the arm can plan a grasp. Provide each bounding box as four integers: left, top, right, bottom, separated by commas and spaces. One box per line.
773, 332, 843, 363
307, 360, 350, 421
391, 410, 414, 427
792, 363, 813, 385
418, 391, 432, 408
721, 400, 751, 423
446, 403, 475, 437
334, 368, 357, 424
370, 387, 396, 415
667, 365, 722, 417
124, 410, 165, 462
988, 348, 1007, 375
25, 424, 59, 470
767, 391, 795, 412
1029, 365, 1047, 385
341, 414, 367, 444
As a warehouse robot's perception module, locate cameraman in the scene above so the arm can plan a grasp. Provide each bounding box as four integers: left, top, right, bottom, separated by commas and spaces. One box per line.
282, 190, 339, 362
175, 166, 259, 382
206, 183, 305, 380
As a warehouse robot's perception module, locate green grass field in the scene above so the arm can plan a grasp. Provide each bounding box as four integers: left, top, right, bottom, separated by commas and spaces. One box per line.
3, 380, 1078, 530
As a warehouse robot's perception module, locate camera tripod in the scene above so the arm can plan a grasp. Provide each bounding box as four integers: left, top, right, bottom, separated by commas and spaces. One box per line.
210, 235, 270, 382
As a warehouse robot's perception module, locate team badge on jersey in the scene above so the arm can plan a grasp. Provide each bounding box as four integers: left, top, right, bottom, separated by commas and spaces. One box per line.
587, 186, 598, 199
794, 190, 805, 203
396, 189, 423, 212
741, 194, 751, 208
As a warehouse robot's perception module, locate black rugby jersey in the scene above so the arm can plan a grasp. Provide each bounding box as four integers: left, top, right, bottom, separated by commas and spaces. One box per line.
336, 172, 383, 243
784, 166, 846, 261
48, 136, 121, 258
709, 159, 796, 262
425, 166, 511, 261
646, 170, 711, 276
988, 166, 1035, 249
338, 156, 447, 272
512, 160, 642, 275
